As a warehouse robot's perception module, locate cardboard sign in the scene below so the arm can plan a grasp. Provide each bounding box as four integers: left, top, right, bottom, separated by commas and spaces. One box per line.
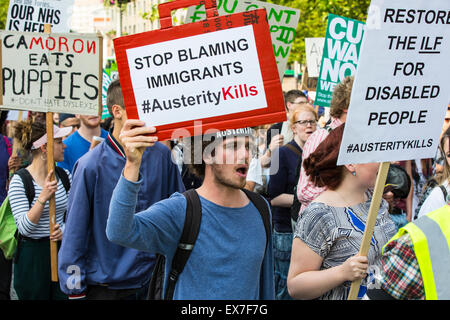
6, 0, 74, 33
186, 0, 300, 80
337, 0, 450, 165
315, 14, 365, 107
114, 0, 285, 141
1, 31, 100, 115
305, 37, 324, 78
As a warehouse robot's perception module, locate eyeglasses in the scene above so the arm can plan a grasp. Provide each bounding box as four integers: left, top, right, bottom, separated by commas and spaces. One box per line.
294, 120, 317, 126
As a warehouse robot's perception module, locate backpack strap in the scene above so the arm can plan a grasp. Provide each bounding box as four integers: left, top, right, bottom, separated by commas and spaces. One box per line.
14, 169, 35, 208
13, 167, 70, 208
55, 166, 70, 194
241, 188, 271, 249
164, 188, 202, 300
285, 143, 302, 158
162, 189, 270, 300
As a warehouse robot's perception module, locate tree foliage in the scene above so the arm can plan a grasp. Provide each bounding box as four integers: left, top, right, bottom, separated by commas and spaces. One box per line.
104, 0, 370, 64
268, 0, 371, 64
0, 0, 9, 30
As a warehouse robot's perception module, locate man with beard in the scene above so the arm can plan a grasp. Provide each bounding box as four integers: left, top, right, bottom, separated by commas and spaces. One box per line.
57, 114, 109, 173
106, 122, 275, 299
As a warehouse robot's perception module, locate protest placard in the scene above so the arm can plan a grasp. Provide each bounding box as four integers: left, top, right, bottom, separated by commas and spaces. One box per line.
186, 0, 300, 80
101, 69, 112, 119
337, 0, 450, 166
114, 0, 285, 141
305, 37, 324, 78
335, 0, 450, 300
6, 0, 74, 33
315, 14, 364, 107
299, 66, 318, 93
0, 31, 101, 116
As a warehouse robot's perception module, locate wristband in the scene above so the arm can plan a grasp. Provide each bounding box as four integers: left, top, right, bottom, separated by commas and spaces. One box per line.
36, 198, 46, 206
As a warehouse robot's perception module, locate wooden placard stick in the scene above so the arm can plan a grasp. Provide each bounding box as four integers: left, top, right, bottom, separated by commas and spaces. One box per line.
300, 65, 308, 91
44, 23, 58, 282
347, 161, 390, 300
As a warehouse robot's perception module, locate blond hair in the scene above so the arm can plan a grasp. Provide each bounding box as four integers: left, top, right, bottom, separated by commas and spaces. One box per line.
289, 103, 318, 126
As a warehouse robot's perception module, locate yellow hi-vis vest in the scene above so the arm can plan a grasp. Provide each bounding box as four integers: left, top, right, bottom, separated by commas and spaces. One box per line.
383, 205, 450, 300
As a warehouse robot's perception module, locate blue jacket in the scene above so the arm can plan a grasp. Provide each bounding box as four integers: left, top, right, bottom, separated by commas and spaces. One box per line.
58, 133, 185, 295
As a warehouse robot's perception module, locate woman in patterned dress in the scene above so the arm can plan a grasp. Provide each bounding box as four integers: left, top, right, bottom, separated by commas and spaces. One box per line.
287, 124, 397, 300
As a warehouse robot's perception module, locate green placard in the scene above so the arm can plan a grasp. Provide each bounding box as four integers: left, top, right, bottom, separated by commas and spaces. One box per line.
186, 0, 300, 81
315, 14, 365, 107
102, 60, 119, 119
101, 69, 112, 119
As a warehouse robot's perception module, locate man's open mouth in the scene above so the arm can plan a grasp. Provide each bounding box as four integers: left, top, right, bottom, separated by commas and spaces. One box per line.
235, 165, 248, 177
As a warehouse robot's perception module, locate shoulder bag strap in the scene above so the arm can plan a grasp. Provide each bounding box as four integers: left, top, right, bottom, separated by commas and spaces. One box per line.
165, 188, 202, 300
285, 143, 302, 157
55, 166, 70, 194
15, 169, 35, 208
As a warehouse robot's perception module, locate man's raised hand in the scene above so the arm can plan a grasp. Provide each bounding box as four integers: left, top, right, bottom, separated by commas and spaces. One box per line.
120, 120, 158, 182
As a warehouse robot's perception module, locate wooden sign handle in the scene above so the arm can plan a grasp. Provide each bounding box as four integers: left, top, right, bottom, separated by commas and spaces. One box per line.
159, 0, 218, 29
46, 112, 58, 282
300, 65, 308, 90
44, 23, 58, 282
347, 161, 390, 300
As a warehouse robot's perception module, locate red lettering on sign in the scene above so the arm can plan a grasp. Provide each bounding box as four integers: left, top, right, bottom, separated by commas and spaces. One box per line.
30, 37, 44, 50
86, 40, 96, 55
222, 83, 259, 100
27, 36, 96, 54
59, 37, 69, 52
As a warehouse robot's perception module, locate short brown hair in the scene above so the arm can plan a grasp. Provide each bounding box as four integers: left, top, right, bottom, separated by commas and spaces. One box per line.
106, 79, 125, 115
329, 76, 354, 119
285, 89, 307, 104
303, 124, 346, 190
185, 137, 213, 179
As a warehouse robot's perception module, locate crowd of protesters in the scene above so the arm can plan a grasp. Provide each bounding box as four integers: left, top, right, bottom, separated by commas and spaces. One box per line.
0, 75, 449, 301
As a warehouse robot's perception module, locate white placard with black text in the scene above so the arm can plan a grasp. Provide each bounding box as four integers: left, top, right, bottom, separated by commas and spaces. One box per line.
337, 0, 450, 165
126, 25, 267, 127
305, 37, 324, 78
1, 31, 100, 115
6, 0, 74, 33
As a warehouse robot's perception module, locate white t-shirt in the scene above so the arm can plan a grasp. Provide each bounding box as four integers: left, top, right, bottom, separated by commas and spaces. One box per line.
417, 180, 449, 218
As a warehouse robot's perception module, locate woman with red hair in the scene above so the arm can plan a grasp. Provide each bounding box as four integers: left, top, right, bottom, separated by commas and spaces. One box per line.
287, 124, 396, 300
